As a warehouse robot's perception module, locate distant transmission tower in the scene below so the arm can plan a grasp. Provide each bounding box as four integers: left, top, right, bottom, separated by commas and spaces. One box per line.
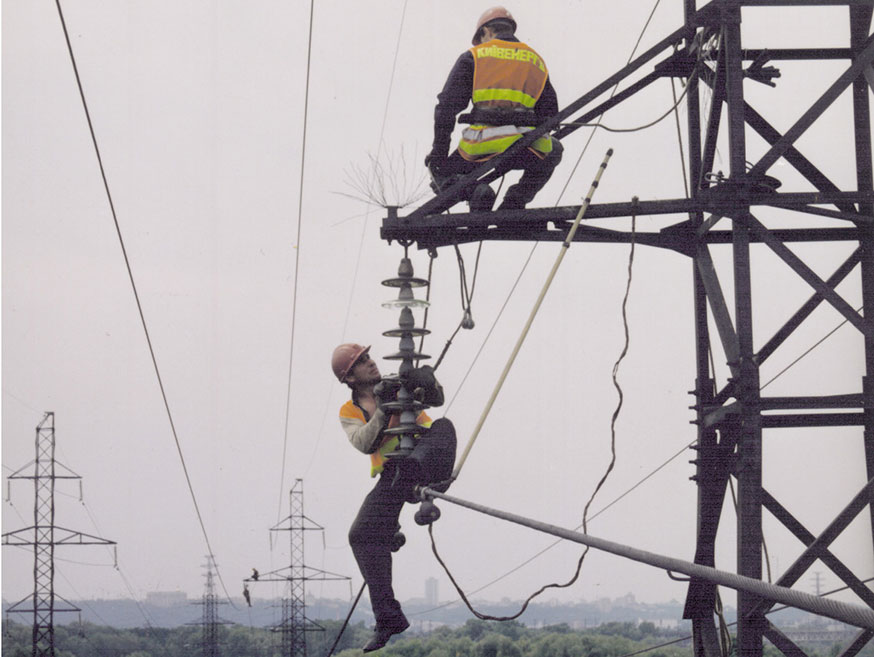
188, 555, 232, 657
247, 479, 349, 657
2, 412, 116, 657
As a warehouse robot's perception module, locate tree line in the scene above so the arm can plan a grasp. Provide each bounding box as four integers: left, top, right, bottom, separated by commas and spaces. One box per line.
3, 617, 861, 657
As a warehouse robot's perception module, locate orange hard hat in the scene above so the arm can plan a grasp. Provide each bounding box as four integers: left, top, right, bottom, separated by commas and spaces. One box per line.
331, 343, 370, 382
472, 6, 516, 45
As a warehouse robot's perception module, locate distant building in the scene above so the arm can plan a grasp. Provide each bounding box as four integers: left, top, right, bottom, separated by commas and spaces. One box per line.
425, 578, 439, 606
145, 591, 188, 607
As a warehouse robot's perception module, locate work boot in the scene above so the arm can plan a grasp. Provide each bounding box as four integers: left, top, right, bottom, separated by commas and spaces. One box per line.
363, 614, 410, 653
468, 184, 496, 212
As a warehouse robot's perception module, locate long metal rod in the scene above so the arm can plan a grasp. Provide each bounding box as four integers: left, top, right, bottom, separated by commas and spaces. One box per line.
418, 486, 874, 630
451, 150, 613, 479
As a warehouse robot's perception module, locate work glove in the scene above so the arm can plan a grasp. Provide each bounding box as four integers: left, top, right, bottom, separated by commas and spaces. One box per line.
373, 377, 402, 412
408, 365, 445, 408
425, 153, 448, 178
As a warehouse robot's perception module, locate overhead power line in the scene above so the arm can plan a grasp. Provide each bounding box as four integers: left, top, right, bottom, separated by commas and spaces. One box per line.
300, 0, 411, 484
52, 0, 234, 605
278, 0, 316, 530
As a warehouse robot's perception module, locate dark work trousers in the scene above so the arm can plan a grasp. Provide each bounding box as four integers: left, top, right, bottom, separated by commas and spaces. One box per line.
348, 418, 456, 626
438, 138, 564, 209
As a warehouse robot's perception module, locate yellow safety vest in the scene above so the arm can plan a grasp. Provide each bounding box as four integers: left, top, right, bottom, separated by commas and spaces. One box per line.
458, 39, 553, 162
340, 401, 432, 477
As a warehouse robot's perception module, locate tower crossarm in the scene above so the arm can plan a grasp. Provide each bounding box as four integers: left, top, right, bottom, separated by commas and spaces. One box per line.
3, 526, 116, 547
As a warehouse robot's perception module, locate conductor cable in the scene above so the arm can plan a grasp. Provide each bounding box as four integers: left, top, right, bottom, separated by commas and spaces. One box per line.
53, 0, 236, 607
420, 485, 874, 630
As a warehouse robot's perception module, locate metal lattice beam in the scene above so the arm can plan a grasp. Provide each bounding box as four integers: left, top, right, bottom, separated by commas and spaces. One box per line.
249, 479, 348, 657
3, 413, 115, 657
380, 2, 874, 656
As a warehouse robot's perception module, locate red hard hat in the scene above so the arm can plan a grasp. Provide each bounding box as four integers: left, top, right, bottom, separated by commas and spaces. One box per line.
472, 6, 516, 45
331, 343, 370, 382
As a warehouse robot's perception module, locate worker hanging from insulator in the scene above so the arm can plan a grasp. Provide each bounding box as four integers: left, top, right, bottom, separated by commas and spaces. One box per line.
332, 256, 456, 652
425, 6, 564, 211
243, 583, 251, 607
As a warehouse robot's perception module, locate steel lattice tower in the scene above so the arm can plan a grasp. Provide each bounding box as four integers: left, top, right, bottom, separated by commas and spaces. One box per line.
286, 481, 308, 657
3, 412, 116, 657
381, 3, 874, 656
188, 555, 231, 657
247, 479, 348, 657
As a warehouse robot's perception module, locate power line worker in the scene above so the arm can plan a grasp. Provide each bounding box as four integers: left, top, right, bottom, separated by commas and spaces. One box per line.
426, 6, 563, 211
332, 343, 456, 653
243, 583, 251, 607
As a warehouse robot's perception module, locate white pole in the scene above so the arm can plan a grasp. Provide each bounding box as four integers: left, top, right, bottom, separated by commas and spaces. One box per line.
452, 149, 614, 479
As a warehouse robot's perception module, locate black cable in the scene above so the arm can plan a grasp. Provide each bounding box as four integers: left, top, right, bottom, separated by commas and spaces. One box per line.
424, 485, 874, 629
556, 0, 662, 204
558, 78, 693, 135
584, 213, 636, 532
278, 0, 316, 528
430, 215, 638, 621
52, 0, 235, 607
432, 243, 483, 371
324, 581, 366, 657
759, 305, 862, 391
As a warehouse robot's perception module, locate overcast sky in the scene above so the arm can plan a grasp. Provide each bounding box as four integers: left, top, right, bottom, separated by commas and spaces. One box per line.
2, 0, 870, 625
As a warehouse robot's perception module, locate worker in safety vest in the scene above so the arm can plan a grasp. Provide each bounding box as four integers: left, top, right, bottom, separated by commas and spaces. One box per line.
426, 6, 563, 211
332, 343, 456, 653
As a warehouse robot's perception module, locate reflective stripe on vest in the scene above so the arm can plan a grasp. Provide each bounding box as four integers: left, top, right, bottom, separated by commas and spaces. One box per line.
470, 40, 548, 110
459, 39, 551, 162
459, 125, 553, 160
